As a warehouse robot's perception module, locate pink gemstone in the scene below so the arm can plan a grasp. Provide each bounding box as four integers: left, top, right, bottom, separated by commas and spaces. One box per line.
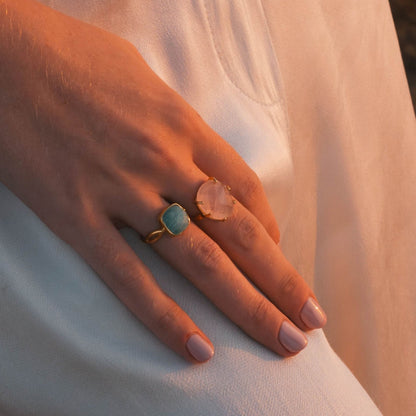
196, 178, 235, 220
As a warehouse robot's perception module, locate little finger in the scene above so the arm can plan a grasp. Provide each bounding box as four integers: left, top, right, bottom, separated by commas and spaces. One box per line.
66, 213, 214, 364
140, 218, 308, 356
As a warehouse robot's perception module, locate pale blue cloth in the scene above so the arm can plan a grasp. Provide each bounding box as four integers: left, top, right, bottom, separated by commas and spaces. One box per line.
0, 181, 381, 415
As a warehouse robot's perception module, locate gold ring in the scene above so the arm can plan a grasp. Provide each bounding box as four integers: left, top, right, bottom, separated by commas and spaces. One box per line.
144, 203, 190, 244
195, 177, 236, 221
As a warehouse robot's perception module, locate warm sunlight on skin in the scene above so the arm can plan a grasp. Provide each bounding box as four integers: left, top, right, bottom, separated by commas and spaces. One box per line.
0, 0, 326, 363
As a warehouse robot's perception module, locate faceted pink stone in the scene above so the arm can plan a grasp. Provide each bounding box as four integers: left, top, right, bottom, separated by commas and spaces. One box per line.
196, 178, 235, 220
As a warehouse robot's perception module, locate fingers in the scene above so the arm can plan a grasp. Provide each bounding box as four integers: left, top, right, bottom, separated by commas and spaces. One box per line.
117, 191, 307, 358
195, 200, 327, 331
148, 221, 308, 356
191, 123, 280, 243
65, 211, 214, 364
153, 168, 327, 333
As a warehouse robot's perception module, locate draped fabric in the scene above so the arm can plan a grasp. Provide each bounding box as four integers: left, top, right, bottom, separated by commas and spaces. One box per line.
1, 1, 414, 414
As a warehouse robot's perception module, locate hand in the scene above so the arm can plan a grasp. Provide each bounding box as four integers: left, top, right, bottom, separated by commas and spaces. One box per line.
0, 0, 326, 363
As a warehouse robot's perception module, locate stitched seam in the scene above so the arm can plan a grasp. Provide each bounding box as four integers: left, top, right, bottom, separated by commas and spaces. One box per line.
259, 0, 292, 140
202, 0, 282, 108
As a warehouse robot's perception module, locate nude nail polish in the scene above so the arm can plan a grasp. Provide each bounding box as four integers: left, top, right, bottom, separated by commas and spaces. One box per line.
278, 321, 308, 353
186, 334, 214, 362
300, 297, 327, 329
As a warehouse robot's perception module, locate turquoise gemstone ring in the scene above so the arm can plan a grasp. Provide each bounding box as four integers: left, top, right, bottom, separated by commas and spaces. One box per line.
144, 203, 190, 244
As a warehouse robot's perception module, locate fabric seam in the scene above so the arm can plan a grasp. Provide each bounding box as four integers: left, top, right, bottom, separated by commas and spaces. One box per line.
202, 0, 283, 108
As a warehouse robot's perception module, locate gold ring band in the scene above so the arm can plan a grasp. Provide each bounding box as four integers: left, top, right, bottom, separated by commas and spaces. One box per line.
144, 203, 190, 244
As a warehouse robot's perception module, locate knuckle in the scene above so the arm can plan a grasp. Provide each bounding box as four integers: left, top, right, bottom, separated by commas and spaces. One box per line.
138, 131, 192, 175
235, 214, 262, 250
156, 146, 178, 170
112, 267, 143, 294
242, 172, 262, 205
107, 258, 147, 294
133, 130, 178, 173
278, 272, 300, 296
165, 94, 197, 133
156, 303, 182, 332
249, 297, 271, 326
192, 238, 223, 273
266, 220, 281, 244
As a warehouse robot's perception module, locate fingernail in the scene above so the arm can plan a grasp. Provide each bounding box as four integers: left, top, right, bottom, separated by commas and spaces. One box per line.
278, 321, 308, 353
300, 297, 327, 329
186, 334, 214, 362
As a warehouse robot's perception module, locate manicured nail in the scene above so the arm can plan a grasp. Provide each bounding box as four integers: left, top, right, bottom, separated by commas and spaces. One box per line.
186, 334, 214, 362
278, 321, 308, 353
300, 297, 327, 329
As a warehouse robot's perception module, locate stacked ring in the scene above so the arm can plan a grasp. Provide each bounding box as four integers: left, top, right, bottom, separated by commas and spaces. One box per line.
144, 178, 235, 244
195, 177, 236, 221
144, 203, 190, 244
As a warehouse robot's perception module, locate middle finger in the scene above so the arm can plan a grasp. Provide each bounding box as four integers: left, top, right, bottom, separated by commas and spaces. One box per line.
151, 220, 308, 356
168, 173, 327, 332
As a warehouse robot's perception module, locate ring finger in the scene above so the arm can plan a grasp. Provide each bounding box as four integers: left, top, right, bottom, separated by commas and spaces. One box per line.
117, 183, 309, 356
155, 167, 327, 332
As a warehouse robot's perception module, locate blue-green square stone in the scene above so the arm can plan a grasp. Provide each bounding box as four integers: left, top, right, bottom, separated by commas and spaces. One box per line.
161, 204, 190, 236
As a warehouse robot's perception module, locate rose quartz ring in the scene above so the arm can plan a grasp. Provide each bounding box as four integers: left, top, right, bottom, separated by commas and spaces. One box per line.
195, 177, 236, 221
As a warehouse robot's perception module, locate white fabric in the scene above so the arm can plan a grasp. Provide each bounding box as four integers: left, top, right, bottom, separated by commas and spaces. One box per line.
0, 0, 414, 414
0, 190, 381, 415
